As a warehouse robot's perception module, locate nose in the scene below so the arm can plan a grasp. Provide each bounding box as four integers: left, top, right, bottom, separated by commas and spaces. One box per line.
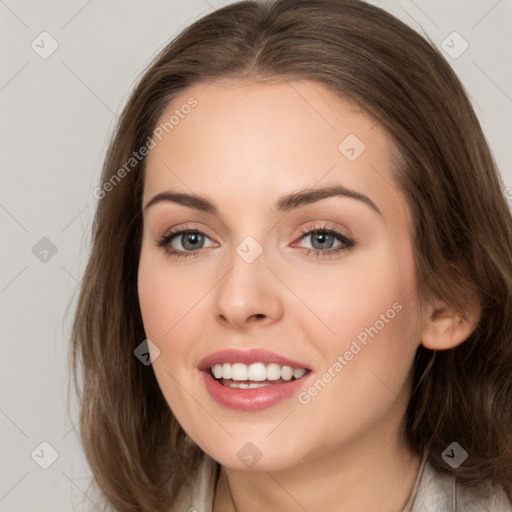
213, 245, 284, 330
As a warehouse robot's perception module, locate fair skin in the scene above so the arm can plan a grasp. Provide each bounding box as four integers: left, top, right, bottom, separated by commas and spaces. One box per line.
137, 79, 476, 511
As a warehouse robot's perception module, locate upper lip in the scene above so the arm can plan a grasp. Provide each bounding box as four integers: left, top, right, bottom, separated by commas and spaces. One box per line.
198, 348, 311, 371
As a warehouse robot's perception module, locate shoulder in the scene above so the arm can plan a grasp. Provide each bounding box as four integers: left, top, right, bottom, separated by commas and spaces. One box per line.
172, 452, 512, 512
403, 453, 512, 512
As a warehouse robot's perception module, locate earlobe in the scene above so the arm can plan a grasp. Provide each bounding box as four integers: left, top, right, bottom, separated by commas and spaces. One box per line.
421, 298, 479, 351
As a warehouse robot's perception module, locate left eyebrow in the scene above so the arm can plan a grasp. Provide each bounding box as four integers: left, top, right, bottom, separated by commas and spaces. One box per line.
274, 184, 382, 216
143, 184, 382, 217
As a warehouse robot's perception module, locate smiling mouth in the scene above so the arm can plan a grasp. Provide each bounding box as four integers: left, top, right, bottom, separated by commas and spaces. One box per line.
209, 362, 311, 388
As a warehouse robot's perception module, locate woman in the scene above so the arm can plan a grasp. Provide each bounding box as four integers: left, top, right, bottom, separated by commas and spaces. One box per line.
71, 0, 512, 510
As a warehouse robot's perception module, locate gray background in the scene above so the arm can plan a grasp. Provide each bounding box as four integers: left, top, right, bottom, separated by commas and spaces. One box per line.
1, 0, 511, 510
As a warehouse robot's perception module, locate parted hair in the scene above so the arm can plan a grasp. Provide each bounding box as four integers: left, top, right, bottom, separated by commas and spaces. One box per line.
69, 0, 512, 509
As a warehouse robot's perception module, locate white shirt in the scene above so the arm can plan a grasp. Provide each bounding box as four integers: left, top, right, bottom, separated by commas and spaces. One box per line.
171, 451, 512, 511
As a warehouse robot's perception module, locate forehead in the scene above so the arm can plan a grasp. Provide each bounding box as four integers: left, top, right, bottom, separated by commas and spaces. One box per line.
143, 79, 406, 222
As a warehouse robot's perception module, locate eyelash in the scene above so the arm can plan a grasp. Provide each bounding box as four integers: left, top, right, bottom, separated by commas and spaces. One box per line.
156, 223, 356, 260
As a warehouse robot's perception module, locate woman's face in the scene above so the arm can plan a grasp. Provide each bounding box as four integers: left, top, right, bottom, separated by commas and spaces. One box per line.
138, 79, 423, 471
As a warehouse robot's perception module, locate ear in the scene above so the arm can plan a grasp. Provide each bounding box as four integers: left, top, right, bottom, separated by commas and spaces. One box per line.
421, 297, 480, 350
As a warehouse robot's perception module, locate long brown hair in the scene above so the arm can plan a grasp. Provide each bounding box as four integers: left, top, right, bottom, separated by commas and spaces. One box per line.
70, 0, 512, 509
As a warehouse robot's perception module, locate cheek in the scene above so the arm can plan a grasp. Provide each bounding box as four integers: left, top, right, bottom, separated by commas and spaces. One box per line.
137, 245, 202, 340
137, 254, 171, 339
137, 249, 201, 420
137, 245, 209, 378
295, 241, 418, 350
297, 245, 421, 424
299, 246, 420, 404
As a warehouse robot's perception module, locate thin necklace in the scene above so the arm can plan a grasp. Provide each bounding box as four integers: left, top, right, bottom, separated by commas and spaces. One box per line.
224, 470, 238, 512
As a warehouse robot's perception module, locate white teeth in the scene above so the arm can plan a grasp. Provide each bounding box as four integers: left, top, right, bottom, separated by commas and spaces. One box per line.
224, 381, 271, 389
293, 368, 307, 379
222, 363, 232, 379
210, 362, 308, 382
248, 362, 267, 381
231, 363, 248, 380
266, 363, 281, 381
212, 364, 223, 379
281, 366, 293, 381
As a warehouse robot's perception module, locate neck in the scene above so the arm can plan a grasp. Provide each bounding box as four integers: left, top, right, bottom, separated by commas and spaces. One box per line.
213, 404, 422, 512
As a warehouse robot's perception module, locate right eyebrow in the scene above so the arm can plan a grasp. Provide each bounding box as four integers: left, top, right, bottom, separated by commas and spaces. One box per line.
144, 191, 217, 214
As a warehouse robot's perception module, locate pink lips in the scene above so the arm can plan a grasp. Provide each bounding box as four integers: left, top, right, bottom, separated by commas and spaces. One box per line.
198, 348, 312, 411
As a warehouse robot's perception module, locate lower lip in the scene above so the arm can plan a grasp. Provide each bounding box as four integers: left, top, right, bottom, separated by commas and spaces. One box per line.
200, 370, 311, 411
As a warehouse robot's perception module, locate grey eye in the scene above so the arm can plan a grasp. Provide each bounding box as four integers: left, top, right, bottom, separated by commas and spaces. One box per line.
177, 232, 205, 250
308, 232, 336, 250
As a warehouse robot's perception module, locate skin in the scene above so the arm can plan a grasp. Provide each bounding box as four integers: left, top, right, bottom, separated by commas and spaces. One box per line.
137, 79, 476, 511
